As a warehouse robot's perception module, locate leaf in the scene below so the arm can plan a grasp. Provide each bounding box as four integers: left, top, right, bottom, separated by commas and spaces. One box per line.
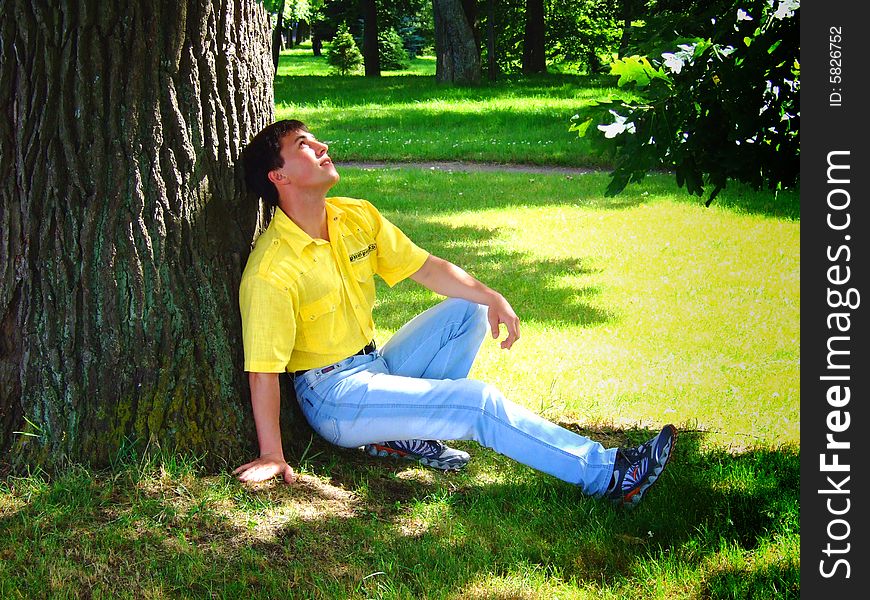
609, 56, 668, 89
569, 117, 595, 137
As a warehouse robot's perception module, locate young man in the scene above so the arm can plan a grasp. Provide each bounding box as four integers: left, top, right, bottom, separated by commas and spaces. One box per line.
234, 119, 676, 508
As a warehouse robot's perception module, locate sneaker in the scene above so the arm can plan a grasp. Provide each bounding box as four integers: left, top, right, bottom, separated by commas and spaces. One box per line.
605, 425, 677, 508
364, 440, 470, 472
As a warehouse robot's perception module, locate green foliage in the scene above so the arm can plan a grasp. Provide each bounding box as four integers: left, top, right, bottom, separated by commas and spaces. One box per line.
545, 0, 620, 73
327, 22, 364, 75
483, 0, 620, 75
378, 27, 410, 70
571, 0, 800, 204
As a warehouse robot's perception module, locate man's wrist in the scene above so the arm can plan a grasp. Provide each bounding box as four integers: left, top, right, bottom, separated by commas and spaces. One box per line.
259, 450, 286, 461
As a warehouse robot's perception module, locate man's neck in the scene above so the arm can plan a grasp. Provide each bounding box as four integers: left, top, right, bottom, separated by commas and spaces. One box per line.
277, 189, 330, 241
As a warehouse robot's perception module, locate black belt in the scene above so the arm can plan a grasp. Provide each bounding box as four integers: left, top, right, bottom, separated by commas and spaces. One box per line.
293, 340, 376, 378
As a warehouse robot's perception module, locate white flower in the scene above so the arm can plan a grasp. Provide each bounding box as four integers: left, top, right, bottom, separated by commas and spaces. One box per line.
773, 0, 800, 20
597, 110, 636, 138
737, 8, 753, 21
661, 53, 684, 73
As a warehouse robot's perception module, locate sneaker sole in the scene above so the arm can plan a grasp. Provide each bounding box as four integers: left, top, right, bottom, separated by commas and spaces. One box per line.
365, 444, 468, 472
618, 425, 677, 508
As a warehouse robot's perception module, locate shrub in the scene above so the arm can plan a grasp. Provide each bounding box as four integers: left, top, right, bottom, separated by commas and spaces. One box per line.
379, 27, 411, 70
328, 22, 363, 75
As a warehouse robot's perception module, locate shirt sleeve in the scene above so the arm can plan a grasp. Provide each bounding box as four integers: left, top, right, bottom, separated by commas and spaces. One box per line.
370, 206, 430, 287
239, 274, 297, 372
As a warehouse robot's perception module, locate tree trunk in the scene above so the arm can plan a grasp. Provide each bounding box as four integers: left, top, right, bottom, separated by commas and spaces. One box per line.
361, 0, 380, 77
433, 0, 480, 85
0, 0, 276, 472
522, 0, 546, 74
618, 17, 631, 59
272, 0, 286, 73
486, 0, 497, 81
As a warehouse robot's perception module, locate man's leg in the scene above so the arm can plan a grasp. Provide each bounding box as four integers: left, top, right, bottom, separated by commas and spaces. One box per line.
366, 298, 488, 468
379, 297, 488, 379
307, 365, 617, 497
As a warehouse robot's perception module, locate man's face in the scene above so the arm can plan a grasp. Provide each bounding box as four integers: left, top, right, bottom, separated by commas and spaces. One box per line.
270, 130, 339, 193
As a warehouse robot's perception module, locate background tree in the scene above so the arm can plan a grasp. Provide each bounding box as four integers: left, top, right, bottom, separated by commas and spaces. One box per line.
486, 0, 497, 80
1, 0, 276, 470
268, 0, 288, 72
433, 0, 481, 84
522, 0, 546, 74
361, 0, 382, 76
328, 21, 365, 74
379, 27, 412, 69
482, 0, 618, 75
571, 0, 800, 204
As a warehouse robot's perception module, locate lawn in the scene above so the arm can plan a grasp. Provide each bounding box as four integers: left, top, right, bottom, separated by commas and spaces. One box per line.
0, 47, 800, 599
274, 43, 639, 167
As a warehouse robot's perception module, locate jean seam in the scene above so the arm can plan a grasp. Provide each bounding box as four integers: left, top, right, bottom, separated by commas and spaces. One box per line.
323, 401, 602, 469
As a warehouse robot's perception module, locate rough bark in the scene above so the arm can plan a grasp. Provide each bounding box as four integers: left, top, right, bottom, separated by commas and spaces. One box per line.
361, 0, 380, 77
433, 0, 480, 85
522, 0, 546, 74
0, 0, 275, 471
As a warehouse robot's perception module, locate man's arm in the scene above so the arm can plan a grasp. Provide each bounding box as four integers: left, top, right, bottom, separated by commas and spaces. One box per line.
232, 372, 295, 484
409, 254, 520, 350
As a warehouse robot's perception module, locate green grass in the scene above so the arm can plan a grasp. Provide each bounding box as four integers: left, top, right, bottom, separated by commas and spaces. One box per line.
0, 172, 799, 599
0, 57, 800, 598
274, 43, 636, 167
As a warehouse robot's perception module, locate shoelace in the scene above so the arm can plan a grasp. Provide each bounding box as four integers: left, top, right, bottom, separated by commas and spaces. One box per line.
619, 439, 653, 464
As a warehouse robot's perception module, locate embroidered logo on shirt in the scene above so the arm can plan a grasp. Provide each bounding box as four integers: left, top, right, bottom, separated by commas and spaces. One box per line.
349, 244, 377, 262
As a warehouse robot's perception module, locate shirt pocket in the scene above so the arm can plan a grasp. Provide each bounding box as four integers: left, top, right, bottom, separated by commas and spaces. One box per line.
298, 288, 344, 347
350, 254, 375, 282
299, 288, 341, 323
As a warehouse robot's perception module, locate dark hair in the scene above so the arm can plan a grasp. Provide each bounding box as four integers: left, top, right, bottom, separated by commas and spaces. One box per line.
241, 119, 309, 207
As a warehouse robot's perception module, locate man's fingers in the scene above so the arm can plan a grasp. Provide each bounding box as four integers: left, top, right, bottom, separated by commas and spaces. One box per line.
500, 316, 521, 349
235, 460, 285, 483
233, 461, 256, 475
488, 311, 500, 338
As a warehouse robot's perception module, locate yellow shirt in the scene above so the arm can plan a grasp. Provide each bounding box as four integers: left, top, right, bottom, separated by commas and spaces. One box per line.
239, 197, 429, 373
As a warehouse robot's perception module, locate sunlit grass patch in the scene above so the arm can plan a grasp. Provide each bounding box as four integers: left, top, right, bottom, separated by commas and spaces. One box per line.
1, 162, 799, 597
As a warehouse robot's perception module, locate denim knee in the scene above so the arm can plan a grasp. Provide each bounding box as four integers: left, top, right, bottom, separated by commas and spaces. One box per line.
455, 297, 489, 340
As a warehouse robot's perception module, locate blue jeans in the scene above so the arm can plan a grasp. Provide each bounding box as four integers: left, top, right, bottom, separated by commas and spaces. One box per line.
294, 298, 617, 496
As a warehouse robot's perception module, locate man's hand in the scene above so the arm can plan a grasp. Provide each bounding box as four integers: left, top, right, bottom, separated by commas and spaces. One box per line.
233, 453, 295, 484
487, 293, 521, 350
410, 256, 522, 350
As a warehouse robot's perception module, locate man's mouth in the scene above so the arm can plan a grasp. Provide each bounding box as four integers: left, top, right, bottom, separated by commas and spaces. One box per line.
320, 158, 333, 166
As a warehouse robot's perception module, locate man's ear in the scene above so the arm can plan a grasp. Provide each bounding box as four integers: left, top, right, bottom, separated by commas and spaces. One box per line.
267, 169, 286, 185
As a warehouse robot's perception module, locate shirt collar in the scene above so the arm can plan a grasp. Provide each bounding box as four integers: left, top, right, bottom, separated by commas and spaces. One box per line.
269, 199, 346, 257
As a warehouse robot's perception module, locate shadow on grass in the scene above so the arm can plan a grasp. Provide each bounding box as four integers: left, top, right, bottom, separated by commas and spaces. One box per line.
371, 220, 615, 332
0, 425, 799, 598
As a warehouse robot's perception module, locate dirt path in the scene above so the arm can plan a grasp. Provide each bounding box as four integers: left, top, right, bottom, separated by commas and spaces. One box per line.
341, 160, 603, 176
